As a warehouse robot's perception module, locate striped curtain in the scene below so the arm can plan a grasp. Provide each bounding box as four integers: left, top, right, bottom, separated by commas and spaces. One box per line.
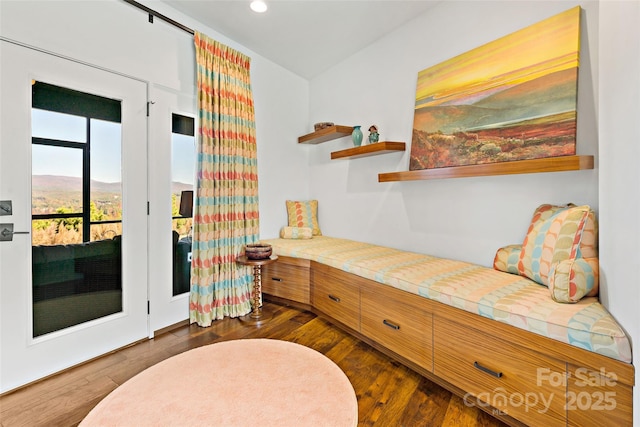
190, 32, 260, 326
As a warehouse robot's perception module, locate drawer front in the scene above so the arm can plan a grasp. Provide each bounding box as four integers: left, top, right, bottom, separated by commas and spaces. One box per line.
261, 260, 310, 304
312, 264, 360, 331
567, 365, 633, 426
434, 317, 566, 427
361, 283, 433, 372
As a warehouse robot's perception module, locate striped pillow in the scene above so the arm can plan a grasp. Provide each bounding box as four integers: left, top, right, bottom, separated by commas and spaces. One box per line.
286, 200, 321, 236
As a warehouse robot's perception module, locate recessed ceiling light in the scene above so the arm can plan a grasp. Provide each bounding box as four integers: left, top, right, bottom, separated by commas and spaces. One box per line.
250, 1, 267, 13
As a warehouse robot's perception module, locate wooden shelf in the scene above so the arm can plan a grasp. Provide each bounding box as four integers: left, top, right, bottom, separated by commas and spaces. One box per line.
331, 142, 406, 160
378, 155, 594, 182
298, 125, 353, 144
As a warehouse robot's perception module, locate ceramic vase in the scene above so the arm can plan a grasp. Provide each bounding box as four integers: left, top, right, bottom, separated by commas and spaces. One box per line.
351, 126, 363, 147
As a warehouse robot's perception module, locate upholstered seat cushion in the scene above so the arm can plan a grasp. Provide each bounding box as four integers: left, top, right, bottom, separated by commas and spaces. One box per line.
261, 236, 631, 363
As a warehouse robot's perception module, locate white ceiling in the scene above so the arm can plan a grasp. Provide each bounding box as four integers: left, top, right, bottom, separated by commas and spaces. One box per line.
161, 0, 441, 79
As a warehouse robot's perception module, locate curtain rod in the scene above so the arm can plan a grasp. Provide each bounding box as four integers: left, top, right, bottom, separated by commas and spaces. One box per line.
122, 0, 195, 35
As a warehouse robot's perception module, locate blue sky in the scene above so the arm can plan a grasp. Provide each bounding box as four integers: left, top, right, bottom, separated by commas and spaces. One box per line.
32, 109, 195, 185
172, 133, 195, 185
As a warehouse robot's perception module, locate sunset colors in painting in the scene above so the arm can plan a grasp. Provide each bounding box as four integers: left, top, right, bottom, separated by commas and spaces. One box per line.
410, 7, 581, 170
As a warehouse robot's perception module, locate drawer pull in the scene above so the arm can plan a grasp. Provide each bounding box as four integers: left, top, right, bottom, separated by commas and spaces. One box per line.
328, 294, 341, 303
474, 361, 503, 378
382, 319, 400, 330
271, 277, 282, 281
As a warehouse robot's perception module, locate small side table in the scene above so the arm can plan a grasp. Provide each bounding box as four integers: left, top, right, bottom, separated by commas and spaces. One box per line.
236, 255, 278, 324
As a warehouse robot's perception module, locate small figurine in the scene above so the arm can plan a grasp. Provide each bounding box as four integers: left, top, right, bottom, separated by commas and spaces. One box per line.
368, 125, 379, 144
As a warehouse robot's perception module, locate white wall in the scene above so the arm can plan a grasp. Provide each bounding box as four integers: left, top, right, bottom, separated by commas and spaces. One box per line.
598, 1, 640, 425
309, 0, 638, 424
309, 0, 599, 267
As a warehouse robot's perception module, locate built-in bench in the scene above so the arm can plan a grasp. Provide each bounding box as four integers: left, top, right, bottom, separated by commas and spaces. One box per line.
260, 235, 634, 427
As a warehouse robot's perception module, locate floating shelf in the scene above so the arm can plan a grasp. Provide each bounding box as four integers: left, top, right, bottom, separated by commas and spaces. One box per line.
298, 125, 353, 144
331, 142, 406, 160
378, 155, 594, 182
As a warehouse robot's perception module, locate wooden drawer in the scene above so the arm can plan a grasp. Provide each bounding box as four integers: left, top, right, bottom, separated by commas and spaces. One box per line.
261, 257, 310, 304
361, 281, 433, 372
311, 262, 360, 331
567, 364, 633, 426
434, 317, 566, 427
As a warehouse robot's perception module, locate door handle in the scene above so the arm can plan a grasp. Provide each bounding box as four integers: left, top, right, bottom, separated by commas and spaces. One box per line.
0, 224, 30, 242
0, 200, 12, 216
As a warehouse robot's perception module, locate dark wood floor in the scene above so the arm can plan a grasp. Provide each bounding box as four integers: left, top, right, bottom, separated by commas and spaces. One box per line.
0, 301, 507, 427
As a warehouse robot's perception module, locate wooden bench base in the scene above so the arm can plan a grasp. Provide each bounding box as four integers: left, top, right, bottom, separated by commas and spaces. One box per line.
262, 256, 634, 427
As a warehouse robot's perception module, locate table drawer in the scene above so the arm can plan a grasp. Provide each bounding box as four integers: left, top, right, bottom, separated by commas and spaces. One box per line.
361, 282, 433, 372
261, 257, 310, 304
312, 263, 360, 331
434, 317, 566, 427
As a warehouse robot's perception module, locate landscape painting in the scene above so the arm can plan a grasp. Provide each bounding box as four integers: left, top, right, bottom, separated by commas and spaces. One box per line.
410, 6, 581, 170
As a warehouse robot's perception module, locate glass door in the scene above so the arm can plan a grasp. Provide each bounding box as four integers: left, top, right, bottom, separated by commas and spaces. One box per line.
31, 82, 126, 337
0, 40, 148, 393
147, 84, 195, 333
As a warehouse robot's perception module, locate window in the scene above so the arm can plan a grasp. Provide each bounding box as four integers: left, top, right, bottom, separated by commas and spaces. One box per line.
171, 113, 195, 295
31, 81, 123, 245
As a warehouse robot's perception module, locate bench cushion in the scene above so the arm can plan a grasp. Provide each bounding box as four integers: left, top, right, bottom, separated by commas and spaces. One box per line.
261, 236, 631, 364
